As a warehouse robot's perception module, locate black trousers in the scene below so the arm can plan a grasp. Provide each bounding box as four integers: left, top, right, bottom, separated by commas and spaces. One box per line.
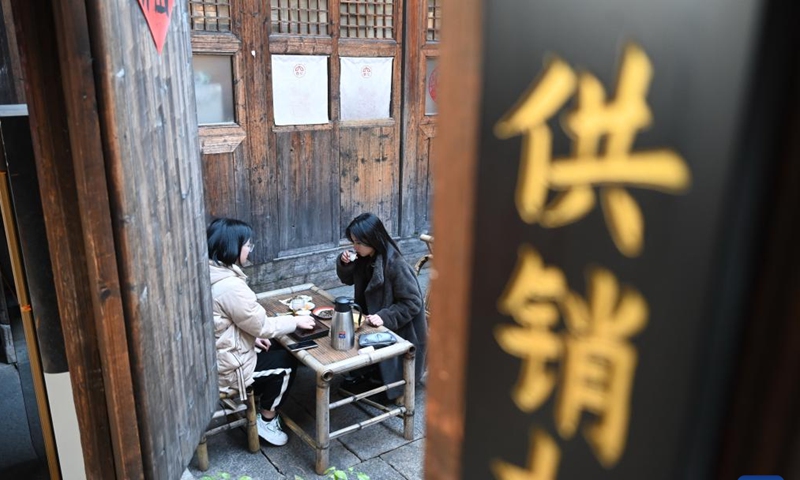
251, 345, 298, 412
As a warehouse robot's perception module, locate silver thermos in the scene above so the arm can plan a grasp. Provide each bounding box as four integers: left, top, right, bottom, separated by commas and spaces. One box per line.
331, 296, 363, 351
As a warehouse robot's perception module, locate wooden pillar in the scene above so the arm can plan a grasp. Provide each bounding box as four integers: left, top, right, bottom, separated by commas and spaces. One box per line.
423, 0, 482, 478
14, 0, 217, 478
424, 0, 800, 479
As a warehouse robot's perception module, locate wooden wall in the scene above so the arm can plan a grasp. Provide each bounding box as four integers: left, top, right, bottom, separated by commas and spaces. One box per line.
15, 0, 218, 477
197, 0, 433, 293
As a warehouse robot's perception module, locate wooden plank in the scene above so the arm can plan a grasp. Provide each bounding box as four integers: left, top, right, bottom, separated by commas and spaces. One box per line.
423, 0, 481, 478
339, 39, 398, 56
339, 126, 398, 236
268, 35, 334, 55
0, 0, 24, 104
199, 125, 246, 154
87, 0, 217, 477
12, 0, 118, 477
415, 130, 433, 231
399, 0, 421, 238
275, 129, 337, 255
400, 0, 428, 237
191, 31, 241, 53
202, 152, 237, 218
250, 0, 280, 260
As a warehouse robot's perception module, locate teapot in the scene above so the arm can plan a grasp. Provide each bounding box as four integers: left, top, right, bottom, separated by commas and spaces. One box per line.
330, 296, 363, 351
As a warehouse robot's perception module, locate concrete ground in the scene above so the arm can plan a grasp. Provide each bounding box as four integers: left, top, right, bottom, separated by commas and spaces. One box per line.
185, 266, 431, 480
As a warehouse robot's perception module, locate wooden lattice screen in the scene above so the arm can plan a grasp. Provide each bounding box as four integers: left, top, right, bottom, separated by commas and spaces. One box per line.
426, 0, 441, 41
189, 0, 232, 31
271, 0, 330, 35
340, 0, 394, 39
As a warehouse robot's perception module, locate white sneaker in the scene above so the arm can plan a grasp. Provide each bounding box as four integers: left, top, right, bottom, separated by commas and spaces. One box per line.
257, 415, 288, 446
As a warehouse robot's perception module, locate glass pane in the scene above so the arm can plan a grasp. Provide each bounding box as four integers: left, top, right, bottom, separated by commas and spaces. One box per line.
189, 0, 232, 32
340, 0, 394, 39
426, 0, 441, 41
271, 0, 330, 35
425, 57, 439, 115
192, 55, 235, 125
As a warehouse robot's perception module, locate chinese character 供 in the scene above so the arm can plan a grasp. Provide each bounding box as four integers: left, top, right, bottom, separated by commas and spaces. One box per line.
494, 44, 691, 257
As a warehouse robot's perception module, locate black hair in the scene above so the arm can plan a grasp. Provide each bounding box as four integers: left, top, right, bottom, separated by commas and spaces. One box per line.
207, 217, 253, 267
345, 212, 400, 258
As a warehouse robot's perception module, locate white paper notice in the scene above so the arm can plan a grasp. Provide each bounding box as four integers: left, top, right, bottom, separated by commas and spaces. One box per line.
340, 57, 393, 121
272, 55, 329, 126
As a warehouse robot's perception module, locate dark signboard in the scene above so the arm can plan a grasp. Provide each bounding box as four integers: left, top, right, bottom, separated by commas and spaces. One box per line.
460, 1, 774, 478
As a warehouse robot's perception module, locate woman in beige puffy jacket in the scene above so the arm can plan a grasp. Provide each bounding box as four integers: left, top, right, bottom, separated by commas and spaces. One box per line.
207, 218, 315, 446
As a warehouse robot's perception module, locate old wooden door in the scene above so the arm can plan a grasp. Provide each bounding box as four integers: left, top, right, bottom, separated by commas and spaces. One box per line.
264, 0, 405, 261
401, 0, 440, 237
191, 0, 435, 290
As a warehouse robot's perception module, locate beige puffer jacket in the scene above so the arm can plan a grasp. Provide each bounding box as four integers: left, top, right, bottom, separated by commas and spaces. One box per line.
209, 261, 297, 398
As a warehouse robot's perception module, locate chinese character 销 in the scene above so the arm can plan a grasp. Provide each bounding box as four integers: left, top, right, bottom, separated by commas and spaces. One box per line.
495, 44, 691, 257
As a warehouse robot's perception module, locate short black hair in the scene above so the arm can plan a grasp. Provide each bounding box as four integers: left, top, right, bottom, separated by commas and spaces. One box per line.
345, 212, 400, 257
207, 217, 253, 267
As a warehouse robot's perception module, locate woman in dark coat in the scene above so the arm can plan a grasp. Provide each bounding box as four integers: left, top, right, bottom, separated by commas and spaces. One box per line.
336, 212, 427, 400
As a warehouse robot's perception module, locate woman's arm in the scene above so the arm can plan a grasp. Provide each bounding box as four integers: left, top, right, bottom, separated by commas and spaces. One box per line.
218, 279, 297, 339
336, 254, 357, 285
372, 259, 423, 331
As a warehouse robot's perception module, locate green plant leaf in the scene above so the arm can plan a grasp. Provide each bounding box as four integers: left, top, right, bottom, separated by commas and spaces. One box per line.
356, 474, 370, 480
324, 467, 336, 475
238, 477, 253, 480
294, 476, 305, 480
199, 477, 214, 480
334, 471, 348, 480
219, 474, 231, 480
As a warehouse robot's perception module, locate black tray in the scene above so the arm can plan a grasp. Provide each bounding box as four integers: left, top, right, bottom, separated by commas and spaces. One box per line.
289, 317, 330, 342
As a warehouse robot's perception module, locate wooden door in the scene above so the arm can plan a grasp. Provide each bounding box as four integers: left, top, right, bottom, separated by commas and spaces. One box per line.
192, 0, 433, 291
16, 0, 218, 477
401, 0, 439, 237
264, 0, 405, 259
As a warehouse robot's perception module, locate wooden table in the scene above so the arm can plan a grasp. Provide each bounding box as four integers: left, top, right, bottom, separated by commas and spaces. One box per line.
256, 283, 416, 474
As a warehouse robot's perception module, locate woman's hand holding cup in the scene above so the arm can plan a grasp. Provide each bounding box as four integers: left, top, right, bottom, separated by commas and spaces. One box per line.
341, 250, 357, 264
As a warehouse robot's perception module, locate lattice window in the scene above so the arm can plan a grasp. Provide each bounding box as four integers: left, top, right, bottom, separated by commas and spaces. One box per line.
271, 0, 330, 35
340, 0, 394, 39
426, 0, 441, 41
189, 0, 232, 32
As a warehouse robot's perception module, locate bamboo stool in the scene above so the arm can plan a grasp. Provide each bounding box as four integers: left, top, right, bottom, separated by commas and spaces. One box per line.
195, 388, 259, 471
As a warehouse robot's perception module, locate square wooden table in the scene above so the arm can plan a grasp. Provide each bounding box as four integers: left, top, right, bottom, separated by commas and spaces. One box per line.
256, 283, 416, 474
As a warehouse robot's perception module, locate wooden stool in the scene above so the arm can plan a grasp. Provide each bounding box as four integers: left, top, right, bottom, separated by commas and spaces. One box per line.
195, 388, 259, 471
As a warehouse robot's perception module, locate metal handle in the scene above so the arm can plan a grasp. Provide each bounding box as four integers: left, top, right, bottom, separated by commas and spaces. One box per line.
351, 302, 363, 326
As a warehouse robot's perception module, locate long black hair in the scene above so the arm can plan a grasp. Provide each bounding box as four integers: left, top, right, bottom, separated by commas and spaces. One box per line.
207, 217, 253, 267
345, 212, 400, 258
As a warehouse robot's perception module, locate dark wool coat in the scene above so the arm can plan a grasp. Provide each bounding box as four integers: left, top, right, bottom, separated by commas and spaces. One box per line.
336, 245, 427, 398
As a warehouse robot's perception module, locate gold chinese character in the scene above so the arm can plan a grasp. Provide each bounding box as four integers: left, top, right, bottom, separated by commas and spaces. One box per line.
494, 44, 691, 257
555, 267, 648, 467
492, 429, 560, 480
495, 245, 567, 412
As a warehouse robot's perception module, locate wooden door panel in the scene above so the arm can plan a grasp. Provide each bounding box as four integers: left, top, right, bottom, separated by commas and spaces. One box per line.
275, 129, 338, 255
415, 123, 436, 232
202, 152, 237, 218
339, 125, 399, 236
